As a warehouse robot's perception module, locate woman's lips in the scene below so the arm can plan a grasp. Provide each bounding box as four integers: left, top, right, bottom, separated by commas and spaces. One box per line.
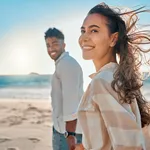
82, 45, 94, 51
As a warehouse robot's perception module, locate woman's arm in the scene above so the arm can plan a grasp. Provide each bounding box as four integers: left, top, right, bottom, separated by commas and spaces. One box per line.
92, 77, 145, 150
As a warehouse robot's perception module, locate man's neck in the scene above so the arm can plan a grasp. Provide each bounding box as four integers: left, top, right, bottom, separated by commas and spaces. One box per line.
55, 51, 66, 62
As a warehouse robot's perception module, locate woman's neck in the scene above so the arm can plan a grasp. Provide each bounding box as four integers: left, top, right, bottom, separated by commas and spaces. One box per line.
93, 57, 117, 72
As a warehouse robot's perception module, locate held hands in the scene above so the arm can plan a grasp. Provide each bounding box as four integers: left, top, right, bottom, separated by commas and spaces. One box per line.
67, 135, 77, 150
67, 135, 84, 150
74, 143, 84, 150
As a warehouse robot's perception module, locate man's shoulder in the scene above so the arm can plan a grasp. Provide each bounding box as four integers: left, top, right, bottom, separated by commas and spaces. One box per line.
63, 53, 77, 62
60, 54, 81, 68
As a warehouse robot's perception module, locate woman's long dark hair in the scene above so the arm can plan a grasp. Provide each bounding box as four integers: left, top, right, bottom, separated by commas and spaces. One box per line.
88, 3, 150, 127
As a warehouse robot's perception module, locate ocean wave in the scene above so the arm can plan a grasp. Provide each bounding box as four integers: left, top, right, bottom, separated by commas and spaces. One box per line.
0, 75, 52, 88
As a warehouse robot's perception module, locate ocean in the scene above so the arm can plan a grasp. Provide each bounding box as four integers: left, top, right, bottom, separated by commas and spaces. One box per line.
0, 74, 150, 101
142, 77, 150, 102
0, 74, 52, 99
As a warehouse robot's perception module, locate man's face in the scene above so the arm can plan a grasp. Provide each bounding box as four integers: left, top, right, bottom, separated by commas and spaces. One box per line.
45, 37, 65, 61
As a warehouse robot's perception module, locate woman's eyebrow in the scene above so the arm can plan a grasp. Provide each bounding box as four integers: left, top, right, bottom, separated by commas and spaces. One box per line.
81, 25, 100, 30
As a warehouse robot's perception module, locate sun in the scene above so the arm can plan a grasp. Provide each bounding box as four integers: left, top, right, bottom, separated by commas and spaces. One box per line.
12, 49, 32, 74
17, 53, 29, 67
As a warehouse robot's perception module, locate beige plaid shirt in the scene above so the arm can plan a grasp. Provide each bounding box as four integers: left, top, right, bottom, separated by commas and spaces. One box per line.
78, 62, 146, 150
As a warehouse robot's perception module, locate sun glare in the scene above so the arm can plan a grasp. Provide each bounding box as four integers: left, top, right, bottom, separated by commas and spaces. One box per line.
12, 49, 32, 74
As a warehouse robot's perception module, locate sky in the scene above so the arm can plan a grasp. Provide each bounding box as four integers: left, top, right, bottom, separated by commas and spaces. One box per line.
0, 0, 150, 87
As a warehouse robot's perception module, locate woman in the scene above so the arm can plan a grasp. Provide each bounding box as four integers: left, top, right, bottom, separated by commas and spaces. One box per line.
75, 3, 150, 150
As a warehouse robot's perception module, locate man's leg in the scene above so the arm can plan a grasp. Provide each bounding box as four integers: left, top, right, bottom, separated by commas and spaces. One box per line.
52, 127, 69, 150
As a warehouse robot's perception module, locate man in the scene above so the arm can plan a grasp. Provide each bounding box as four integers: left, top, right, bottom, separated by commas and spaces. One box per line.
44, 27, 83, 150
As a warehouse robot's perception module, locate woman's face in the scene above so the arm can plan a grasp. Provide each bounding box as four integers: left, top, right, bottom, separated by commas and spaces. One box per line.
79, 13, 116, 61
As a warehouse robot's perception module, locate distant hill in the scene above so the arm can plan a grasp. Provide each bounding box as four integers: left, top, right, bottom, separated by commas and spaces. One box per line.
29, 72, 40, 75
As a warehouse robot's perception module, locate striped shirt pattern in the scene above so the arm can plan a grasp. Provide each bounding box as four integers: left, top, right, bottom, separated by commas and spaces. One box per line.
78, 62, 146, 150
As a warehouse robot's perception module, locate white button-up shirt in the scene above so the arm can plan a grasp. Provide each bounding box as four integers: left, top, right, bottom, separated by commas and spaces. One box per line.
51, 52, 83, 134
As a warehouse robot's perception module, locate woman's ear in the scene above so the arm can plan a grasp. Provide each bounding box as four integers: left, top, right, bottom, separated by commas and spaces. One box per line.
110, 32, 118, 47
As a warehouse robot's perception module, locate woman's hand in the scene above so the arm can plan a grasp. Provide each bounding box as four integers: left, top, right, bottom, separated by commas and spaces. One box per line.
67, 135, 76, 150
74, 143, 84, 150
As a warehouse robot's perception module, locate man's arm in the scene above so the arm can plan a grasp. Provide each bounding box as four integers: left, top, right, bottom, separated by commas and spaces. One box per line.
66, 119, 77, 132
58, 59, 83, 150
92, 78, 145, 149
66, 119, 77, 150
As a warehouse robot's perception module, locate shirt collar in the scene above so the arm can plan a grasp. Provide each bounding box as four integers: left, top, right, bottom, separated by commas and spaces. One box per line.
89, 62, 118, 79
55, 51, 69, 65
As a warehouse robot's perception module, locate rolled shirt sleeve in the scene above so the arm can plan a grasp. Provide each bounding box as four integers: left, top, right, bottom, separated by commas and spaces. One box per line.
57, 59, 83, 122
92, 77, 146, 150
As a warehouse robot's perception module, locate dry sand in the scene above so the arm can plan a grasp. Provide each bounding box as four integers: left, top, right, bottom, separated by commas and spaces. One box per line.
0, 99, 52, 150
0, 99, 150, 150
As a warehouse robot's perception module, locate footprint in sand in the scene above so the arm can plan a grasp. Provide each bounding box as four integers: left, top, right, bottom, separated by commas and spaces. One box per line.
7, 148, 19, 150
28, 137, 40, 143
23, 106, 43, 124
0, 138, 11, 143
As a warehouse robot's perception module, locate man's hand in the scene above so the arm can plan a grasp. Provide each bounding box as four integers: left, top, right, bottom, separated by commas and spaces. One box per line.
66, 120, 77, 149
67, 135, 77, 150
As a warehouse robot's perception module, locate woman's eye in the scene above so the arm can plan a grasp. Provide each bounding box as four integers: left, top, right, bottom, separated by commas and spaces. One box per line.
91, 29, 98, 33
81, 30, 85, 34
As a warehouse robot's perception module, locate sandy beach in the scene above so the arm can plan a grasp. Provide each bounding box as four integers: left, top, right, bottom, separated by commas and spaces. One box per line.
0, 99, 150, 150
0, 99, 52, 150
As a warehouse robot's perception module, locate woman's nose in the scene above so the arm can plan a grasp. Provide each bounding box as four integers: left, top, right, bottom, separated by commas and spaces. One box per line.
80, 33, 90, 43
83, 32, 90, 42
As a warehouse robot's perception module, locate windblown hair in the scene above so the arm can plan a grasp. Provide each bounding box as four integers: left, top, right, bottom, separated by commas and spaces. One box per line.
88, 3, 150, 127
44, 27, 64, 40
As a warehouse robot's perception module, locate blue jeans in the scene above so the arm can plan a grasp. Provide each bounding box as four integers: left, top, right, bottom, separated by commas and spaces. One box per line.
52, 127, 82, 150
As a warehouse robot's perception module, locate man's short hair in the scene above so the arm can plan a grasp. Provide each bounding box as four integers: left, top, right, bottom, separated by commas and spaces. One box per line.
44, 27, 64, 40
